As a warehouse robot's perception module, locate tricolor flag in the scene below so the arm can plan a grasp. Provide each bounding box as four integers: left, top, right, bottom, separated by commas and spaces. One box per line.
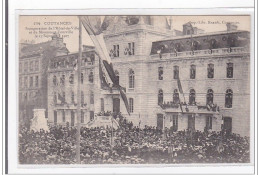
177, 77, 186, 112
80, 16, 130, 115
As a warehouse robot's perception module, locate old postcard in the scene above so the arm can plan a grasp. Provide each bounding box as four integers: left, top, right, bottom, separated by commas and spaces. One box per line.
18, 15, 251, 165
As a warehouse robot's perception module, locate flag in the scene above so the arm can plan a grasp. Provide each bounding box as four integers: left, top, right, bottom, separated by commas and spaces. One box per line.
99, 58, 109, 88
177, 78, 183, 94
80, 16, 130, 115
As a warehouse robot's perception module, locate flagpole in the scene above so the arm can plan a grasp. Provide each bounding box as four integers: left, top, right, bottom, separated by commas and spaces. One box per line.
76, 16, 82, 164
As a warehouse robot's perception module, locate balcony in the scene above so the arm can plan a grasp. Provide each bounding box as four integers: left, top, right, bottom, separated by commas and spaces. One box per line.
151, 47, 247, 60
160, 101, 220, 114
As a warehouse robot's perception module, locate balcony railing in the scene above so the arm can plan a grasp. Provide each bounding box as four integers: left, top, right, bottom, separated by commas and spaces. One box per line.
151, 47, 247, 59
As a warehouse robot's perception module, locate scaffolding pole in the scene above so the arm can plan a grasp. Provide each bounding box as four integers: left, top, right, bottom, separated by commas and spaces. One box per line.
76, 16, 82, 164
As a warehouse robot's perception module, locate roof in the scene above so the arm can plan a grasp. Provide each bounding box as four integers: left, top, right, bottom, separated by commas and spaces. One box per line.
150, 30, 250, 55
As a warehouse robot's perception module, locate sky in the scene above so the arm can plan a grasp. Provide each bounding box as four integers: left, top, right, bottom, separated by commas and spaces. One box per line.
19, 15, 251, 52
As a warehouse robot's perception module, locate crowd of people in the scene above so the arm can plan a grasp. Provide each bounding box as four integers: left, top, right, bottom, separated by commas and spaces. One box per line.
19, 119, 250, 164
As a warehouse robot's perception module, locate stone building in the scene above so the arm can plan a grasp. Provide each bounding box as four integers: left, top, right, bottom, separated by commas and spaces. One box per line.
47, 16, 250, 136
19, 34, 69, 127
102, 16, 250, 136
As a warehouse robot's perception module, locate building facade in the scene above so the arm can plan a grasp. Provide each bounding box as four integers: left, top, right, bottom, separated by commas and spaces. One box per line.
19, 34, 68, 127
47, 16, 250, 136
102, 16, 250, 136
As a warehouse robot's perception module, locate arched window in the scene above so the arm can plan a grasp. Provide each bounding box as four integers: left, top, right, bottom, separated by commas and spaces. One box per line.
60, 75, 65, 85
206, 89, 214, 105
173, 89, 179, 104
53, 75, 57, 85
81, 73, 84, 84
89, 70, 94, 83
190, 65, 196, 79
158, 67, 163, 80
225, 89, 233, 108
129, 69, 135, 88
227, 63, 233, 78
173, 66, 179, 79
90, 91, 94, 104
81, 91, 84, 105
207, 64, 214, 78
158, 89, 163, 105
114, 70, 119, 85
129, 98, 134, 113
189, 89, 196, 105
53, 92, 57, 104
71, 91, 75, 103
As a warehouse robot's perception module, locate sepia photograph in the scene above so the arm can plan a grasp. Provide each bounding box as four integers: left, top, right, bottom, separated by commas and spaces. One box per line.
18, 15, 251, 165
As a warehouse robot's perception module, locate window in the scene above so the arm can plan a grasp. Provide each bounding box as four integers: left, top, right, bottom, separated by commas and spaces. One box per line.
206, 116, 212, 130
100, 98, 104, 112
35, 60, 39, 71
158, 89, 163, 105
190, 65, 196, 79
24, 92, 27, 101
60, 75, 65, 85
172, 115, 178, 131
173, 66, 179, 79
90, 111, 94, 121
53, 92, 57, 104
227, 63, 233, 78
207, 64, 214, 78
206, 89, 214, 105
113, 44, 119, 57
24, 62, 28, 72
53, 75, 57, 86
30, 61, 34, 71
158, 67, 163, 80
129, 69, 135, 88
54, 111, 57, 125
69, 74, 74, 84
129, 98, 134, 113
189, 89, 196, 105
19, 77, 23, 88
19, 63, 22, 73
30, 77, 33, 87
173, 89, 180, 104
71, 91, 75, 103
24, 77, 28, 88
127, 42, 135, 55
89, 70, 94, 83
81, 91, 84, 104
62, 91, 66, 103
90, 91, 94, 104
35, 76, 39, 87
114, 70, 119, 85
81, 111, 84, 123
225, 89, 233, 108
81, 73, 84, 84
62, 110, 66, 122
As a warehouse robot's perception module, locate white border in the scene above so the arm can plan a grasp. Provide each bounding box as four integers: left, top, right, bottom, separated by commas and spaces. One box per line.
8, 7, 255, 175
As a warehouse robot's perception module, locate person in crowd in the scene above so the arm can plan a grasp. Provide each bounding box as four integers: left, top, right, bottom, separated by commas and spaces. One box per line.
19, 119, 250, 164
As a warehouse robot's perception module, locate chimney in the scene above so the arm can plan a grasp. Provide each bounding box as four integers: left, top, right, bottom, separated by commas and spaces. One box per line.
226, 22, 238, 31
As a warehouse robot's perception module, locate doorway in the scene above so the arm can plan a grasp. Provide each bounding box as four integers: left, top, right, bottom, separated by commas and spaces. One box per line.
157, 114, 164, 130
71, 111, 75, 126
113, 98, 120, 113
223, 117, 232, 134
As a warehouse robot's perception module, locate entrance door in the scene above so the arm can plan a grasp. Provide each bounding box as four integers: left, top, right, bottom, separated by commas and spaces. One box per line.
188, 114, 195, 130
223, 117, 232, 134
157, 114, 163, 130
113, 98, 120, 113
172, 115, 178, 132
71, 111, 75, 126
54, 110, 57, 125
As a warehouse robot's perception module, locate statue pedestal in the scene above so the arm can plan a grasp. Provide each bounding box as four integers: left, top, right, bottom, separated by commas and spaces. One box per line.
30, 109, 49, 132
